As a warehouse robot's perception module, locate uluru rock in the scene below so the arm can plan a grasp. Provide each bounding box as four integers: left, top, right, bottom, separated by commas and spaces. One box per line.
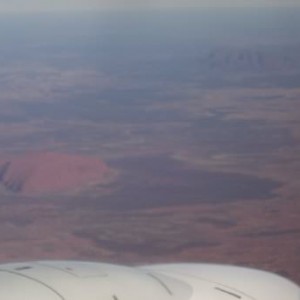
0, 152, 114, 195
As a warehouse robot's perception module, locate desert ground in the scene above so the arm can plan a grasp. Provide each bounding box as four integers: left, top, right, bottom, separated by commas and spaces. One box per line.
1, 84, 300, 284
0, 9, 300, 285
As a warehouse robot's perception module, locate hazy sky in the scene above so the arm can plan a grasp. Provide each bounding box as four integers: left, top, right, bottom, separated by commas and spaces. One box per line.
0, 0, 300, 12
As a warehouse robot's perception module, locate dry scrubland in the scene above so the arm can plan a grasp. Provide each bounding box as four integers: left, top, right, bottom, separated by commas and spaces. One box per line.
0, 84, 300, 283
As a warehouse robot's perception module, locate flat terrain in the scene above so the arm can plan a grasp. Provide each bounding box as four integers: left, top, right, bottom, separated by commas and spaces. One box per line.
1, 83, 300, 283
0, 9, 300, 285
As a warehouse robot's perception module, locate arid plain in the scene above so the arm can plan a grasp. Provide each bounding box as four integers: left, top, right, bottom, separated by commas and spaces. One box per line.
0, 9, 300, 285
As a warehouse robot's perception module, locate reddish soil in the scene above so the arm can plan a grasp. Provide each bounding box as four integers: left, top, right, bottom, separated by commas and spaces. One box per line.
0, 152, 114, 195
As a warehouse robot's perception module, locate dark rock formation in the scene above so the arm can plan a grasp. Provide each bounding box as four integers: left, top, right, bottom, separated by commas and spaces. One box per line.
200, 48, 300, 73
0, 152, 114, 196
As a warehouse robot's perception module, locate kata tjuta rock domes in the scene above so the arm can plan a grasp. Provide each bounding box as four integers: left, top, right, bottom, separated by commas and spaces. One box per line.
0, 152, 114, 196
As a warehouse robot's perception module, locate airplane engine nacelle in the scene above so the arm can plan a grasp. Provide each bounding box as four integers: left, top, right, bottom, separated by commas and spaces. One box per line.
0, 261, 298, 300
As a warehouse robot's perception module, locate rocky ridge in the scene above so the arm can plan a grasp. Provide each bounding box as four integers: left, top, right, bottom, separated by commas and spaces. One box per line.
0, 152, 114, 196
